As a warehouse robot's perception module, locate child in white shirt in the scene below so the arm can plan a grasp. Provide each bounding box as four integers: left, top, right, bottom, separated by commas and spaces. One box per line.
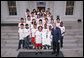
58, 21, 65, 48
24, 24, 31, 49
42, 24, 48, 49
17, 24, 25, 51
31, 24, 38, 49
47, 25, 52, 49
35, 26, 43, 55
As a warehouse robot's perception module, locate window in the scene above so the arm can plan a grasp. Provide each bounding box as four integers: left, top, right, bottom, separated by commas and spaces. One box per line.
37, 2, 46, 7
65, 1, 74, 15
8, 1, 17, 15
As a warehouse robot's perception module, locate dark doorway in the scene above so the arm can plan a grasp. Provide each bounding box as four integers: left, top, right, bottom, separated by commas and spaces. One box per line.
37, 7, 45, 12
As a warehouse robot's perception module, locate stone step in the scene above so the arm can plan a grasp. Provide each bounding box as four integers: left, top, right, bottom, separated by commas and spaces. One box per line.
4, 40, 19, 44
1, 33, 18, 36
1, 36, 18, 39
2, 42, 82, 49
1, 33, 82, 36
1, 35, 83, 39
2, 39, 80, 44
1, 30, 17, 33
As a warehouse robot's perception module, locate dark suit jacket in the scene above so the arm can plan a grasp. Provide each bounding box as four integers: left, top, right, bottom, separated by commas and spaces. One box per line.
51, 27, 61, 42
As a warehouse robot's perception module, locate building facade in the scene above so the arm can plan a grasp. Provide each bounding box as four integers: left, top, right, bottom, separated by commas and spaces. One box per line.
1, 1, 83, 23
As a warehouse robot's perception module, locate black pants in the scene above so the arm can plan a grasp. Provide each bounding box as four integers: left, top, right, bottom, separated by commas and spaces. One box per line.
52, 41, 60, 54
18, 40, 25, 49
24, 35, 30, 48
61, 36, 64, 47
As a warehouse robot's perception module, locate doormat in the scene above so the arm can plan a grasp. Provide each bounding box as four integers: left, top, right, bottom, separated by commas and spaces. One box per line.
17, 51, 64, 57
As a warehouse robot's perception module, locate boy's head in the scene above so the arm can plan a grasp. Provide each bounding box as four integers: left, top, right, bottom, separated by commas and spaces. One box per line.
33, 23, 37, 28
44, 14, 47, 18
52, 23, 56, 28
31, 12, 34, 16
26, 10, 30, 14
37, 9, 40, 12
60, 21, 63, 26
47, 8, 50, 12
49, 25, 52, 30
20, 18, 24, 23
20, 24, 24, 29
42, 9, 45, 12
33, 9, 36, 12
37, 14, 40, 18
32, 19, 36, 24
57, 15, 59, 19
45, 18, 48, 22
51, 15, 53, 19
46, 11, 48, 15
25, 24, 29, 29
38, 26, 43, 31
56, 18, 60, 23
26, 8, 29, 11
27, 15, 30, 19
39, 19, 42, 24
44, 24, 47, 29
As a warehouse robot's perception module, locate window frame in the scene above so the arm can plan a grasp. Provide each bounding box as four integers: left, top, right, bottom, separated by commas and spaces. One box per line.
65, 1, 74, 15
8, 1, 17, 16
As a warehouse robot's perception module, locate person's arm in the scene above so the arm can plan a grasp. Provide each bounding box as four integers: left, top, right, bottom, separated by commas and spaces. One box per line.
51, 28, 53, 35
62, 27, 65, 34
18, 29, 19, 40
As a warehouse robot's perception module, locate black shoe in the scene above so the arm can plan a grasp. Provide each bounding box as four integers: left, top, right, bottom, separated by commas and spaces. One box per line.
55, 53, 59, 56
55, 54, 58, 56
52, 52, 56, 54
16, 49, 19, 51
39, 52, 42, 54
35, 52, 38, 55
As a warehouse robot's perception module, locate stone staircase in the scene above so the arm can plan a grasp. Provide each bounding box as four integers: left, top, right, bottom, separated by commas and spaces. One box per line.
1, 21, 83, 57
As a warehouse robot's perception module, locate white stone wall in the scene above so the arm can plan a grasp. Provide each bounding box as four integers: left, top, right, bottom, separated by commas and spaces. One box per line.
1, 1, 83, 23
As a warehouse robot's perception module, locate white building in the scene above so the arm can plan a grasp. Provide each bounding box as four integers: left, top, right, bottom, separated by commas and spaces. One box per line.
1, 1, 83, 23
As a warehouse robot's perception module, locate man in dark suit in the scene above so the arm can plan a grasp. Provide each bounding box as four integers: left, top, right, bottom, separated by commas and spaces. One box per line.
51, 23, 61, 56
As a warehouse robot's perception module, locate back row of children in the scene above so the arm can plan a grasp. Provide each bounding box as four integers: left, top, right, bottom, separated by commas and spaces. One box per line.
17, 8, 65, 51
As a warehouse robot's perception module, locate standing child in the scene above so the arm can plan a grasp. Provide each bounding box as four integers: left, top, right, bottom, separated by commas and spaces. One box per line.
31, 24, 38, 49
17, 24, 25, 51
47, 25, 52, 49
35, 26, 43, 55
42, 24, 48, 50
24, 24, 31, 49
58, 21, 65, 48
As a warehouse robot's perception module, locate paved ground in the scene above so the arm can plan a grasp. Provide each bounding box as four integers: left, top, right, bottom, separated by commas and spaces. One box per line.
1, 21, 83, 57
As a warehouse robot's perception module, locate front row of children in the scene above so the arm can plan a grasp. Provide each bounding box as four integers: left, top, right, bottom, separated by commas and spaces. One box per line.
17, 21, 65, 52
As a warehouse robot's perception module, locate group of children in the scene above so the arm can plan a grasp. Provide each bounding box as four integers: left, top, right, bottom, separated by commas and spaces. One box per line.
17, 8, 65, 54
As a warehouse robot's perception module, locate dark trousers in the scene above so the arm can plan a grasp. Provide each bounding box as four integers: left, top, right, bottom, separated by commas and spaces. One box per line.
18, 40, 25, 49
52, 41, 60, 54
24, 35, 30, 48
61, 36, 64, 47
